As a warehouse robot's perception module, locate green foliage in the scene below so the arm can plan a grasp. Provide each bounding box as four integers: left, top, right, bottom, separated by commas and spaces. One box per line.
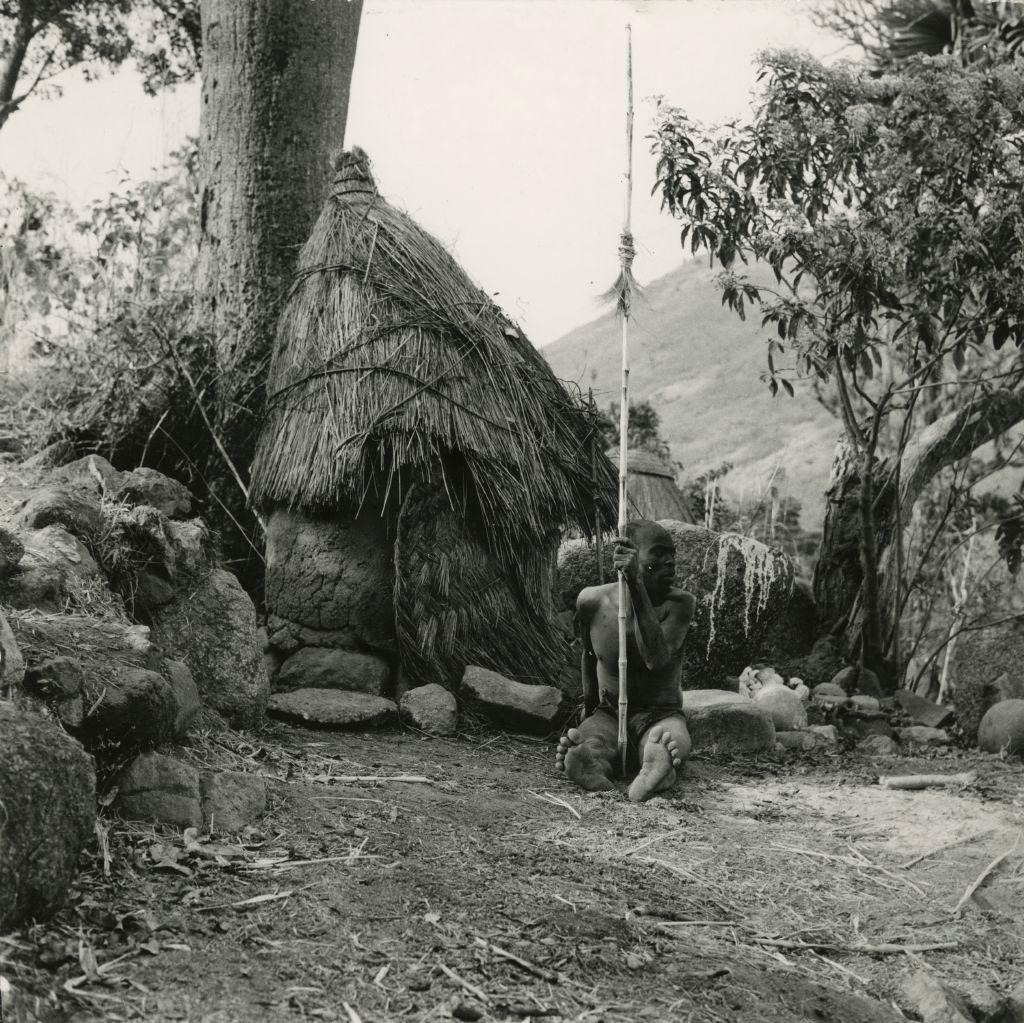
0, 0, 200, 131
653, 52, 1024, 403
816, 0, 1024, 67
0, 143, 209, 475
594, 399, 673, 461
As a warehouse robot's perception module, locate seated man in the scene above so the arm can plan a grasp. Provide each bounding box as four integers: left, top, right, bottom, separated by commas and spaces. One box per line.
556, 519, 695, 802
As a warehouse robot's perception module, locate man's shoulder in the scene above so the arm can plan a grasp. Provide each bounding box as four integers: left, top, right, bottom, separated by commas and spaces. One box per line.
664, 588, 697, 614
576, 582, 617, 613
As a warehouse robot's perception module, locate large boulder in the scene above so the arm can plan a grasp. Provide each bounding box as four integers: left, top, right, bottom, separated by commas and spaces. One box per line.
460, 665, 569, 735
275, 647, 392, 696
953, 621, 1024, 742
0, 702, 96, 929
557, 521, 795, 689
148, 568, 268, 728
977, 699, 1024, 756
8, 613, 189, 765
753, 686, 807, 730
17, 486, 103, 539
268, 688, 398, 729
681, 689, 776, 752
758, 576, 818, 666
112, 467, 193, 518
265, 508, 396, 656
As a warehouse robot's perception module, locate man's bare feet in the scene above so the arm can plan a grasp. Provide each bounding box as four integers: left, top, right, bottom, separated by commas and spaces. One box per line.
556, 728, 615, 792
627, 725, 681, 802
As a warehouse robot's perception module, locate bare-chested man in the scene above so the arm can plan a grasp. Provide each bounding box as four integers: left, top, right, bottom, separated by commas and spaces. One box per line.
555, 520, 695, 802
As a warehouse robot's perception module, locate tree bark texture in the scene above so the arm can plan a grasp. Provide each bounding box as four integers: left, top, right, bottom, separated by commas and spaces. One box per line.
813, 389, 1024, 684
195, 0, 362, 572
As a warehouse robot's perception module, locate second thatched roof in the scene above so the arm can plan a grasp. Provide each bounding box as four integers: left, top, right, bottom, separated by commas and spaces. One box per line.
251, 147, 616, 596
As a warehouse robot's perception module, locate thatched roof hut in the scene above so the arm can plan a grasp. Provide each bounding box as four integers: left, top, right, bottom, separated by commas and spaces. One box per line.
611, 449, 695, 524
251, 149, 616, 687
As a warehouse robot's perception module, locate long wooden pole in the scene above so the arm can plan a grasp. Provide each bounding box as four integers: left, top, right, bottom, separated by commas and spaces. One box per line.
616, 25, 635, 775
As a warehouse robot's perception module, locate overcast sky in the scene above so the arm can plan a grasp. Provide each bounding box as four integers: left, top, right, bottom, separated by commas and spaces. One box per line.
1, 0, 841, 346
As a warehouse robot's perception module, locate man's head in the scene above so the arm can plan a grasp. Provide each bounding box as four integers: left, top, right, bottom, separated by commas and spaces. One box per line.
624, 519, 676, 599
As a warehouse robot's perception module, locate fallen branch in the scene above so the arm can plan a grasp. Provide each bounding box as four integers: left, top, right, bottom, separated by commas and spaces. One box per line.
473, 937, 558, 983
879, 772, 976, 790
198, 890, 294, 912
308, 774, 435, 785
951, 836, 1021, 916
901, 828, 995, 869
750, 937, 957, 955
437, 962, 490, 1004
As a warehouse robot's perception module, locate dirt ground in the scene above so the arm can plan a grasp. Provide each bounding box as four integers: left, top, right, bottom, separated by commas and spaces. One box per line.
2, 723, 1022, 1023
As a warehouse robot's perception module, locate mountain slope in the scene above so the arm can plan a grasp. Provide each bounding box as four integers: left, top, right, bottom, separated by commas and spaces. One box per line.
541, 262, 840, 529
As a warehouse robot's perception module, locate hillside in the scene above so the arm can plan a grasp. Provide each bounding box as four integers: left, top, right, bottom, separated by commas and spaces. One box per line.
541, 262, 840, 530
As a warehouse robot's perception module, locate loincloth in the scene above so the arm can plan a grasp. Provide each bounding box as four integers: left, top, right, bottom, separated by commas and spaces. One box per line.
593, 701, 685, 754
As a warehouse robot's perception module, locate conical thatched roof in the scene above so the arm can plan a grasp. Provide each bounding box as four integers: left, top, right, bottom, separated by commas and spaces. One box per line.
610, 448, 695, 524
251, 148, 616, 684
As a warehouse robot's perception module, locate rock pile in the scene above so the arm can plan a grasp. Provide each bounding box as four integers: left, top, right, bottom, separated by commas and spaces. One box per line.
0, 446, 270, 926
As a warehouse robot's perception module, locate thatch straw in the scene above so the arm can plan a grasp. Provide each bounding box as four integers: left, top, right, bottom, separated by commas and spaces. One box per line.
609, 449, 695, 524
251, 148, 616, 683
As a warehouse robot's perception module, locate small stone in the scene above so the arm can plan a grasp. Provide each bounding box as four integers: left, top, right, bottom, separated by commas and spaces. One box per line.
268, 689, 398, 729
0, 703, 95, 929
199, 771, 267, 833
399, 683, 458, 736
113, 467, 193, 518
808, 724, 839, 747
276, 647, 392, 696
52, 454, 123, 496
960, 981, 1004, 1022
977, 700, 1024, 756
831, 666, 882, 697
0, 434, 22, 455
21, 439, 76, 469
0, 526, 25, 578
812, 682, 846, 700
753, 686, 807, 730
859, 734, 900, 756
848, 694, 881, 711
1003, 978, 1024, 1023
899, 725, 950, 747
0, 608, 25, 690
17, 486, 103, 539
460, 666, 569, 735
900, 969, 973, 1023
776, 730, 816, 751
844, 714, 896, 740
22, 656, 87, 729
894, 689, 954, 729
164, 659, 202, 738
681, 690, 776, 753
111, 753, 202, 830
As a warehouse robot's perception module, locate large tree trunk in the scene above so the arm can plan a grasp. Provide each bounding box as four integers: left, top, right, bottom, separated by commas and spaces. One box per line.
813, 389, 1024, 688
195, 0, 362, 586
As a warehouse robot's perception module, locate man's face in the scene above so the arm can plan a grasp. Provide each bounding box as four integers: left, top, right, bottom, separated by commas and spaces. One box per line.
637, 527, 676, 598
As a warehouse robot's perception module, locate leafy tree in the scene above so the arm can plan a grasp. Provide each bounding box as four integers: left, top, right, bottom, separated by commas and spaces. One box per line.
594, 399, 673, 461
651, 49, 1024, 687
0, 0, 200, 133
815, 0, 1024, 66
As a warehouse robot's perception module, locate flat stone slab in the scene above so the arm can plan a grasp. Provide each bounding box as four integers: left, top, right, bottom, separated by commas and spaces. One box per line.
898, 725, 950, 746
894, 688, 953, 729
268, 688, 398, 730
276, 647, 392, 696
461, 666, 569, 736
681, 689, 775, 753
